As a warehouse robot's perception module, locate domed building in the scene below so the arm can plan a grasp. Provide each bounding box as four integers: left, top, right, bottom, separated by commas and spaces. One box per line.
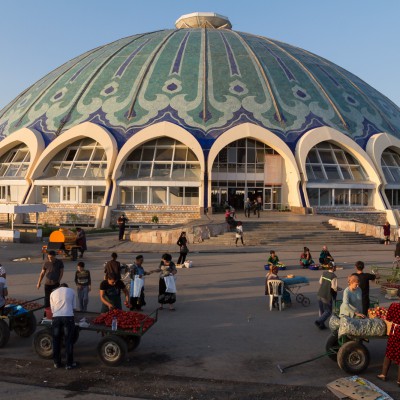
1, 12, 400, 227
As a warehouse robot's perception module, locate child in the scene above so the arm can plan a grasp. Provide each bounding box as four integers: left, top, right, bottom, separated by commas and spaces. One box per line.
268, 250, 280, 268
74, 261, 91, 312
235, 222, 244, 246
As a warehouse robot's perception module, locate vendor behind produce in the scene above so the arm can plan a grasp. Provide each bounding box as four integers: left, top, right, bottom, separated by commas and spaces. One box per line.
99, 273, 129, 313
339, 275, 366, 319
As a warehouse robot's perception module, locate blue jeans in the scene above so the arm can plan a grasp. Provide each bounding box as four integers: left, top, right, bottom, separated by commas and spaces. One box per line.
77, 286, 89, 312
316, 298, 332, 326
52, 316, 75, 366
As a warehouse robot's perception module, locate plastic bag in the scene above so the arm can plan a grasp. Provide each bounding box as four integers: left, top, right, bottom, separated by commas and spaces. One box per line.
129, 275, 144, 298
164, 275, 177, 293
329, 314, 340, 333
338, 315, 387, 338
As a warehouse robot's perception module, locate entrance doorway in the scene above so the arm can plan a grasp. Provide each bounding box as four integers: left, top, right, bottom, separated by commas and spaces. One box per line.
228, 188, 245, 211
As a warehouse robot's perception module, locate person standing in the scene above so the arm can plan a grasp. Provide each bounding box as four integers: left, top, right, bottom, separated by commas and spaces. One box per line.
104, 252, 122, 280
74, 261, 91, 312
256, 195, 262, 218
377, 302, 400, 386
117, 213, 129, 241
235, 222, 244, 246
50, 283, 78, 369
99, 273, 130, 313
156, 253, 177, 311
37, 250, 64, 308
244, 198, 252, 218
0, 266, 8, 315
352, 260, 378, 315
176, 232, 189, 265
383, 221, 391, 245
314, 262, 338, 330
129, 255, 154, 311
75, 227, 87, 258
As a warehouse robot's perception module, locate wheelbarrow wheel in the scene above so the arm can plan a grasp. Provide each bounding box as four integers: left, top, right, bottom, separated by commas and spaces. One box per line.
301, 297, 311, 307
325, 334, 339, 361
97, 335, 127, 366
12, 313, 37, 338
337, 341, 370, 374
33, 328, 53, 359
0, 319, 10, 348
296, 294, 304, 303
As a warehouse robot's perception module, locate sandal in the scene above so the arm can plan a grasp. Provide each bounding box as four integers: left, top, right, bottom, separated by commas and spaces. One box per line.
158, 306, 164, 310
376, 375, 386, 382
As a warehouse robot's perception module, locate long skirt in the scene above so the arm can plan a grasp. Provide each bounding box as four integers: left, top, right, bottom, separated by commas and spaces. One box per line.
158, 278, 176, 304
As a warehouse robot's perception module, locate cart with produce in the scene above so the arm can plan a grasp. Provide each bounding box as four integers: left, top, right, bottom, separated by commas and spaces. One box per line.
33, 308, 158, 366
278, 307, 390, 375
0, 297, 44, 348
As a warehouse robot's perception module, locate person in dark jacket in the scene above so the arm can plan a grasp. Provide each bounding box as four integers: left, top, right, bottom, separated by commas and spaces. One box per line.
351, 260, 379, 315
315, 263, 338, 330
319, 245, 334, 265
75, 227, 87, 258
176, 232, 189, 265
395, 237, 400, 258
383, 221, 391, 245
117, 213, 129, 241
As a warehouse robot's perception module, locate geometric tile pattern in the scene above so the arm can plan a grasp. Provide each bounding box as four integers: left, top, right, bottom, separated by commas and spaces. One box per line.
0, 28, 399, 151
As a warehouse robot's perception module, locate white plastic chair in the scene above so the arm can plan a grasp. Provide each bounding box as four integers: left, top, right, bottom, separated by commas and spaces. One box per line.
267, 279, 284, 311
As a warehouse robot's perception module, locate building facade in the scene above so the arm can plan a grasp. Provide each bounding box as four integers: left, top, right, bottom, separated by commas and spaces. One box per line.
0, 12, 400, 227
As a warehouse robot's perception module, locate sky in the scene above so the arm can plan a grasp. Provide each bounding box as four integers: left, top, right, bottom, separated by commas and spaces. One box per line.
0, 0, 399, 109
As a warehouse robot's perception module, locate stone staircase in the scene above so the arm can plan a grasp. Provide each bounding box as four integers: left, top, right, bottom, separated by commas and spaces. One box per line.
198, 220, 380, 247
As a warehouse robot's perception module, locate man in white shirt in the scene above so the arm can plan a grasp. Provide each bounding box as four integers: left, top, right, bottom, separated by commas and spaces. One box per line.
50, 283, 78, 369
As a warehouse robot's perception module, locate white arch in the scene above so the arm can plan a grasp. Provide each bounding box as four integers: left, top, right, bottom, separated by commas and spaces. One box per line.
208, 123, 302, 207
108, 121, 206, 210
366, 132, 400, 184
296, 126, 386, 209
0, 128, 45, 183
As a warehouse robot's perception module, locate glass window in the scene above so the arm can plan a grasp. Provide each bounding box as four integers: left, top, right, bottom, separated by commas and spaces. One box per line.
120, 186, 133, 204
151, 187, 166, 204
319, 188, 332, 206
138, 163, 152, 178
49, 186, 60, 202
142, 148, 155, 161
184, 187, 199, 205
227, 148, 237, 163
76, 148, 92, 161
340, 166, 352, 180
156, 148, 173, 161
350, 166, 365, 180
153, 163, 171, 177
174, 148, 187, 161
171, 164, 186, 179
307, 188, 319, 206
307, 149, 319, 163
65, 149, 77, 161
134, 187, 147, 204
335, 189, 348, 205
62, 186, 77, 202
92, 187, 105, 204
319, 150, 335, 164
325, 166, 341, 179
169, 187, 183, 205
69, 163, 86, 177
312, 165, 325, 180
0, 144, 30, 179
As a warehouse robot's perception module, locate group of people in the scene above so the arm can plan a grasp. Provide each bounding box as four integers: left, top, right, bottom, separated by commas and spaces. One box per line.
35, 249, 179, 370
314, 259, 400, 386
299, 245, 335, 268
244, 196, 262, 218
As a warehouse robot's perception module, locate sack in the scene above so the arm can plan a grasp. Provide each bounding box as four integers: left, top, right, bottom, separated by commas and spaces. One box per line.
338, 315, 387, 338
184, 260, 193, 268
164, 275, 177, 293
180, 245, 189, 254
130, 275, 144, 298
235, 233, 241, 238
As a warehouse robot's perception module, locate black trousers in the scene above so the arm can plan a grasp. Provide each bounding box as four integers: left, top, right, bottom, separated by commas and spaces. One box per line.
52, 316, 75, 366
119, 225, 125, 240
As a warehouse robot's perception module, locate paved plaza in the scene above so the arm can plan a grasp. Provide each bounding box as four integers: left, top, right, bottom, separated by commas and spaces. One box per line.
0, 214, 399, 399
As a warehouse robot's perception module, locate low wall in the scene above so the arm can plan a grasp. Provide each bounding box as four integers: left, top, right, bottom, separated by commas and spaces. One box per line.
328, 218, 397, 241
129, 222, 226, 244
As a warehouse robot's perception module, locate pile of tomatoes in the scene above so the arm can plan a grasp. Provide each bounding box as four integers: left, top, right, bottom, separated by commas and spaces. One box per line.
92, 309, 155, 333
368, 306, 388, 320
6, 298, 43, 310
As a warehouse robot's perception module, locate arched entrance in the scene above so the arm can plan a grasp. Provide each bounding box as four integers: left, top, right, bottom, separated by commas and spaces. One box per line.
210, 138, 284, 212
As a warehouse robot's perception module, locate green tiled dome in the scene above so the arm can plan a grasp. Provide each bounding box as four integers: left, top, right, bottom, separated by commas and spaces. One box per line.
1, 17, 400, 149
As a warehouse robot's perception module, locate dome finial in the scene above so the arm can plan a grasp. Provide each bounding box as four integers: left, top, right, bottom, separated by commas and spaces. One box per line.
175, 12, 232, 29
